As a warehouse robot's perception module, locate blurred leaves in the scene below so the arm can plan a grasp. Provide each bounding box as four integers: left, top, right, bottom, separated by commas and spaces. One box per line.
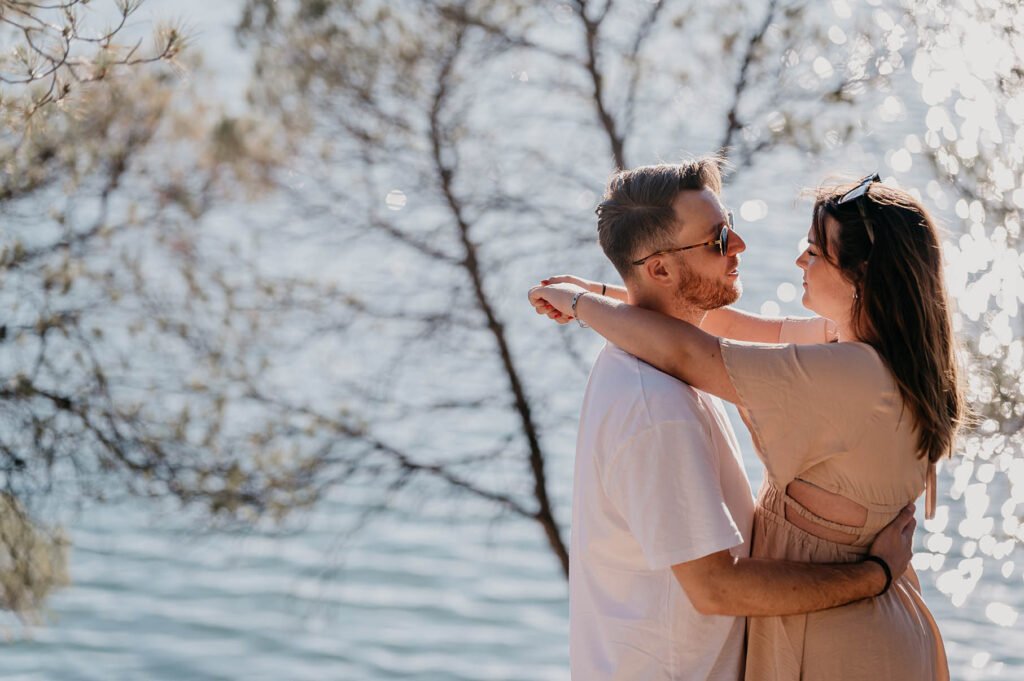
0, 0, 341, 617
0, 494, 68, 619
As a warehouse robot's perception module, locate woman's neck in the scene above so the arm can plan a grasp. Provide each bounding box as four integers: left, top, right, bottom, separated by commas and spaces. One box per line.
836, 319, 865, 343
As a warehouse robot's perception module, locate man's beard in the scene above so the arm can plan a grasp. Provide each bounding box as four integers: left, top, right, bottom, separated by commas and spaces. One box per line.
674, 266, 741, 311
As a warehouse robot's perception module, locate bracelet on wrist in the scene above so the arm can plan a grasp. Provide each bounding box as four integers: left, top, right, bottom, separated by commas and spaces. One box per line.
572, 291, 590, 328
863, 555, 893, 596
601, 283, 606, 296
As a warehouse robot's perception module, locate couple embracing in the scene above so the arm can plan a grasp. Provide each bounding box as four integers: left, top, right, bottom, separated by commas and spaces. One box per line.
528, 157, 962, 680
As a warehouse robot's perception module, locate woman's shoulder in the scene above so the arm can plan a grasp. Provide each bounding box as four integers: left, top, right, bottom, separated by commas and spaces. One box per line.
796, 341, 895, 393
718, 337, 896, 401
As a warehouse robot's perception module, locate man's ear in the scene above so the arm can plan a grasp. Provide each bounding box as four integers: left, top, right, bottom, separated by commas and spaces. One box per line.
642, 255, 676, 289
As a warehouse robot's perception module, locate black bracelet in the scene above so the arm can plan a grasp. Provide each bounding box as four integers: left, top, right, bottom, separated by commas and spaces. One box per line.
864, 555, 893, 596
601, 283, 606, 296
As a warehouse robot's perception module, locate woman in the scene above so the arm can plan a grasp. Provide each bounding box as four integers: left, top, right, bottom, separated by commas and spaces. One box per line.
530, 175, 964, 681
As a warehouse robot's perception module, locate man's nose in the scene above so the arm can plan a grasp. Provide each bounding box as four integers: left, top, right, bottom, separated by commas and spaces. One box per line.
728, 230, 746, 256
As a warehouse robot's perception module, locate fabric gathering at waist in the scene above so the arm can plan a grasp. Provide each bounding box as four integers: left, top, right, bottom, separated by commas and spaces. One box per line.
756, 480, 877, 555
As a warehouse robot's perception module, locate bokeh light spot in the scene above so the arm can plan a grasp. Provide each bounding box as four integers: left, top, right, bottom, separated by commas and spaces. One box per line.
740, 200, 768, 222
984, 603, 1018, 627
889, 148, 913, 173
776, 282, 796, 302
385, 190, 407, 211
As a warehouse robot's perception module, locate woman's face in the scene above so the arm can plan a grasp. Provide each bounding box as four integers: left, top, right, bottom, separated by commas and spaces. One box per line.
795, 215, 856, 323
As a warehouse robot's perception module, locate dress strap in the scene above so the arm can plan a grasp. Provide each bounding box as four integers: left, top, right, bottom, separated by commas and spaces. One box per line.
925, 462, 936, 520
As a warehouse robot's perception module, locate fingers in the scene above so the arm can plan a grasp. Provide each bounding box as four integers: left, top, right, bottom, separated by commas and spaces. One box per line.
546, 308, 573, 322
894, 504, 915, 530
532, 294, 573, 323
902, 517, 917, 539
529, 280, 582, 323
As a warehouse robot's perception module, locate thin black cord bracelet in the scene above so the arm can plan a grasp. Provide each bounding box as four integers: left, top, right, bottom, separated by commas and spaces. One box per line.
601, 283, 606, 296
863, 555, 893, 595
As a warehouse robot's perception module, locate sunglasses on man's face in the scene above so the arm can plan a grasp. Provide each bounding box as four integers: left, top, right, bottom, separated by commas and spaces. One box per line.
837, 173, 881, 244
631, 212, 734, 266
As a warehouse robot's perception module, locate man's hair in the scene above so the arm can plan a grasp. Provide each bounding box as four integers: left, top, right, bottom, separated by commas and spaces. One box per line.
595, 158, 723, 279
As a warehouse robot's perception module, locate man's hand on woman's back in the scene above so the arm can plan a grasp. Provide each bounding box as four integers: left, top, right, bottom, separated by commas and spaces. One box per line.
868, 503, 917, 581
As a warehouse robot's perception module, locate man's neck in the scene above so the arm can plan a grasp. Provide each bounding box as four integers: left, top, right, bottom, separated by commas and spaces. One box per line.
627, 288, 707, 327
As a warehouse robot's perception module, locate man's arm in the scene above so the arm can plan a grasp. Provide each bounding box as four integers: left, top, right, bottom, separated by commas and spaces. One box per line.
673, 504, 916, 616
673, 552, 884, 616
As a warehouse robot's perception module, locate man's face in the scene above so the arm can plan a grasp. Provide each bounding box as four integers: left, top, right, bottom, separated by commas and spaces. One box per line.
664, 188, 746, 311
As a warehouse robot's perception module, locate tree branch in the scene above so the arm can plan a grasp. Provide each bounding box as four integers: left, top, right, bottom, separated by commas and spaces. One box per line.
427, 27, 569, 574
573, 0, 626, 169
718, 0, 779, 159
621, 0, 667, 140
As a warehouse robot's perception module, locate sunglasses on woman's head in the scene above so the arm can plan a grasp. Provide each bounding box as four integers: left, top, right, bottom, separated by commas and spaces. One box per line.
837, 173, 881, 245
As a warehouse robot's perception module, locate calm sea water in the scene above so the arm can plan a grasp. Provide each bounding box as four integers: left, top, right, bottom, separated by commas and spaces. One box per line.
2, 2, 1020, 679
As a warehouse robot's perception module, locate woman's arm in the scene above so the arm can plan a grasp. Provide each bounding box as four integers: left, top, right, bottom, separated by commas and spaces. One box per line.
541, 274, 629, 302
541, 276, 792, 342
700, 306, 785, 342
541, 277, 829, 344
528, 283, 738, 402
541, 274, 785, 340
704, 308, 839, 344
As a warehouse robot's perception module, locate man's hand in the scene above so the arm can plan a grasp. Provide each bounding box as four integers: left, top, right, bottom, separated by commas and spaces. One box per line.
867, 503, 916, 581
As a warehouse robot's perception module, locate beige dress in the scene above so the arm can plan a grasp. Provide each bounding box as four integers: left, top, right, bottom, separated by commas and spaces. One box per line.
719, 333, 948, 681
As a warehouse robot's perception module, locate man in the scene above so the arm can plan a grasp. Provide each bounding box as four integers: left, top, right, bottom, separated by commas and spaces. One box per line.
530, 158, 915, 680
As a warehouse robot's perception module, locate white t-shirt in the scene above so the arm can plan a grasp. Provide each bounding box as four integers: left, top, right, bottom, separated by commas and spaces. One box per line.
569, 343, 755, 681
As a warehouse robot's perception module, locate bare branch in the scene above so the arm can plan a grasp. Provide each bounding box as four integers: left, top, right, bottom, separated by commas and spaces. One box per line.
427, 26, 569, 574
434, 3, 581, 65
621, 0, 668, 140
573, 0, 626, 168
718, 0, 779, 159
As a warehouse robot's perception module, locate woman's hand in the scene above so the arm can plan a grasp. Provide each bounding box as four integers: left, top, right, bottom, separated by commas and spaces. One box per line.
528, 282, 587, 324
529, 281, 739, 402
541, 275, 629, 303
541, 274, 601, 293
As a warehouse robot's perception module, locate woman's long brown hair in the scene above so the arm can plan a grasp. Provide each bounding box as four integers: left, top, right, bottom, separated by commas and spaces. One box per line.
812, 182, 966, 463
